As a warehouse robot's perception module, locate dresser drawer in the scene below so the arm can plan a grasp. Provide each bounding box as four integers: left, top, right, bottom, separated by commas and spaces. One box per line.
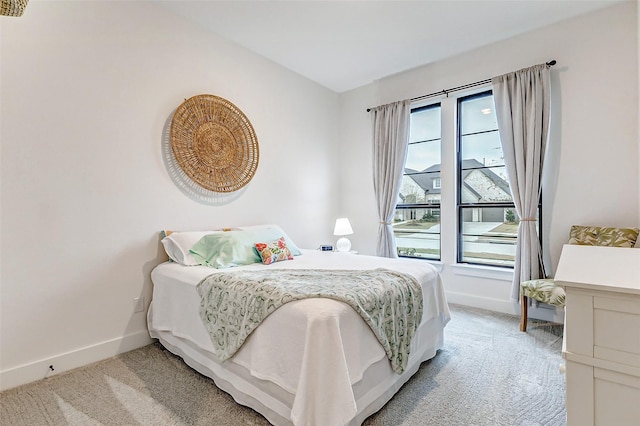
594, 367, 640, 426
593, 295, 640, 368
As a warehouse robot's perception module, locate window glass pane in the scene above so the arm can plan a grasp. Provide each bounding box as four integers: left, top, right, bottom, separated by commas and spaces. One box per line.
460, 95, 497, 135
410, 106, 441, 143
393, 207, 440, 259
456, 91, 534, 268
460, 165, 512, 203
459, 207, 519, 267
396, 103, 441, 261
460, 131, 503, 167
406, 140, 440, 172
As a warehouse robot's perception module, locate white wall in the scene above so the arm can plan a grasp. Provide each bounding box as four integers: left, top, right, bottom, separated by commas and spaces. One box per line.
340, 2, 639, 315
0, 1, 340, 389
2, 0, 638, 392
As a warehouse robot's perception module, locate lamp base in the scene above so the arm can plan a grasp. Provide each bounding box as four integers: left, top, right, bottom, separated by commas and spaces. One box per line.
335, 237, 352, 252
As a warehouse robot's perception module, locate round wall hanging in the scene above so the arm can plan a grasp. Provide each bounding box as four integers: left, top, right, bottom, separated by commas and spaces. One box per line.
170, 94, 259, 193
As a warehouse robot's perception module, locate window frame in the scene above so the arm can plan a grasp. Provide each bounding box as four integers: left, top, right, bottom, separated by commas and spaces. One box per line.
394, 102, 442, 261
456, 90, 542, 268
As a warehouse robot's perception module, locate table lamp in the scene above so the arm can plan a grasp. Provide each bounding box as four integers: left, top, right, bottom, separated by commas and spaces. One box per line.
333, 218, 353, 252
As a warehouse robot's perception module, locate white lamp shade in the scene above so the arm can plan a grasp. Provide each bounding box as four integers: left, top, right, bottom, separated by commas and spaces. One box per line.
333, 218, 353, 236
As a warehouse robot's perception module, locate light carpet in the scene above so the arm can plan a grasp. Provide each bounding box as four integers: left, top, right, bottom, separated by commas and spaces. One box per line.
0, 304, 565, 425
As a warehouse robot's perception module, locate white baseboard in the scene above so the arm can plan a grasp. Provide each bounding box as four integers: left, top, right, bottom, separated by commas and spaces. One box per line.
0, 330, 153, 392
446, 291, 565, 324
446, 291, 519, 316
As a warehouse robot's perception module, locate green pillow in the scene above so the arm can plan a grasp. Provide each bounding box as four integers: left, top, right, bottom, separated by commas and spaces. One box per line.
190, 231, 259, 268
568, 225, 640, 248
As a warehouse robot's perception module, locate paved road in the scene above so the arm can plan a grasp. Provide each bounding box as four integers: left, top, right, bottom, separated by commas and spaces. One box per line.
394, 222, 516, 263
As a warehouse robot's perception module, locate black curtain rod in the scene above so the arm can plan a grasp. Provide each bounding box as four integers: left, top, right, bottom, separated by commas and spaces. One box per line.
366, 60, 557, 112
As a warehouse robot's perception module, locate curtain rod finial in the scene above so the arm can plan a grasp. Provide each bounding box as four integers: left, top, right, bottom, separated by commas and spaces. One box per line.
546, 60, 557, 66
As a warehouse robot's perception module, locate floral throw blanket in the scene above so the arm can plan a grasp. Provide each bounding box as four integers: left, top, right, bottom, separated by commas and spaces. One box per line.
196, 268, 424, 374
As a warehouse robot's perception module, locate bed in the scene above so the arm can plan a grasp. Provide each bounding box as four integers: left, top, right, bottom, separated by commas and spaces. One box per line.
147, 226, 450, 426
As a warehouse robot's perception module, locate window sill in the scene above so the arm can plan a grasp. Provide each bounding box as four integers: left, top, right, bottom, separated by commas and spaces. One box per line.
451, 263, 514, 281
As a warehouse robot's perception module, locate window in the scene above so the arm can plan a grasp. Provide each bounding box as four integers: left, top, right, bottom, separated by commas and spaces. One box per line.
393, 104, 441, 260
457, 91, 539, 267
394, 90, 541, 268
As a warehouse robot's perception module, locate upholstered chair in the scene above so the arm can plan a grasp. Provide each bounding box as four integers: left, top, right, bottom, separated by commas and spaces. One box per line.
519, 225, 639, 332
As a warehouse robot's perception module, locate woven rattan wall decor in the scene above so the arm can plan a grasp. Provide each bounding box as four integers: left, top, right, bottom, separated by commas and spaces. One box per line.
1, 0, 29, 16
169, 94, 259, 194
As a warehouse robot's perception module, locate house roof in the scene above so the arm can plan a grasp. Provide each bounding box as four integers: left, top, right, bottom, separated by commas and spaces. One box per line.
405, 159, 511, 196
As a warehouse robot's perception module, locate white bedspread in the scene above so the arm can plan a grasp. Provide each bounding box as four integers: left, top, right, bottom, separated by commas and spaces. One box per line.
148, 250, 450, 426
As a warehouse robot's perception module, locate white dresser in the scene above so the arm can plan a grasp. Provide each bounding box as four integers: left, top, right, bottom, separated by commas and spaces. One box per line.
555, 245, 640, 426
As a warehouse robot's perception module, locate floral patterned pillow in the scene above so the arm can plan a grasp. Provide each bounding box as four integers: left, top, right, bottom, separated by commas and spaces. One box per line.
255, 237, 294, 265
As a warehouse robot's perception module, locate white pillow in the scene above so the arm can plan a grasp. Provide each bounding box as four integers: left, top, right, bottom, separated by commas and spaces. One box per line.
161, 231, 221, 265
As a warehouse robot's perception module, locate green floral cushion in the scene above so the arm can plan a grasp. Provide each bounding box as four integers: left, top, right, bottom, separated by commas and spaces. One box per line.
568, 225, 639, 248
521, 279, 565, 307
521, 226, 637, 309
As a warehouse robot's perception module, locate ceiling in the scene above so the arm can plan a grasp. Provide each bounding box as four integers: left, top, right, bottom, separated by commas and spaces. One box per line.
156, 0, 626, 93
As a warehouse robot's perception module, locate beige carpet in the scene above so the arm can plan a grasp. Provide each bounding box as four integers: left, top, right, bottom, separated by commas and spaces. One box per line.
0, 304, 565, 425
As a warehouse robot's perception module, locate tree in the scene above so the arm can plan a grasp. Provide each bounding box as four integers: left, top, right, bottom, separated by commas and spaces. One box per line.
505, 209, 516, 223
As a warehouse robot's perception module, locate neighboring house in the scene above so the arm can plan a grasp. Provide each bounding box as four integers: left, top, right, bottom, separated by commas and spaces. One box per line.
397, 159, 512, 222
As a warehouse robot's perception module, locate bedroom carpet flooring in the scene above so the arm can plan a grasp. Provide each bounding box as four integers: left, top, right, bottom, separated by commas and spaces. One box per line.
0, 304, 565, 426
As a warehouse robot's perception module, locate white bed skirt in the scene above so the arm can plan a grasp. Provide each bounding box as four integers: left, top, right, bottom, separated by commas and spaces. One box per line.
150, 314, 445, 426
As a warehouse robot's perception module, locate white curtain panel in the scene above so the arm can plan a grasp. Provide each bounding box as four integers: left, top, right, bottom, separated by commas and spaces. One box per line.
492, 64, 551, 300
371, 100, 411, 258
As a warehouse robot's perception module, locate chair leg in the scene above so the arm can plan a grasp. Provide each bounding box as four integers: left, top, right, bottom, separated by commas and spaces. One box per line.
520, 295, 528, 332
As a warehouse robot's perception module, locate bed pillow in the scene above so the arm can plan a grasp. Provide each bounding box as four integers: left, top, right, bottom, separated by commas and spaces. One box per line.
161, 231, 221, 266
238, 224, 303, 256
255, 237, 294, 265
568, 225, 640, 248
189, 231, 260, 268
